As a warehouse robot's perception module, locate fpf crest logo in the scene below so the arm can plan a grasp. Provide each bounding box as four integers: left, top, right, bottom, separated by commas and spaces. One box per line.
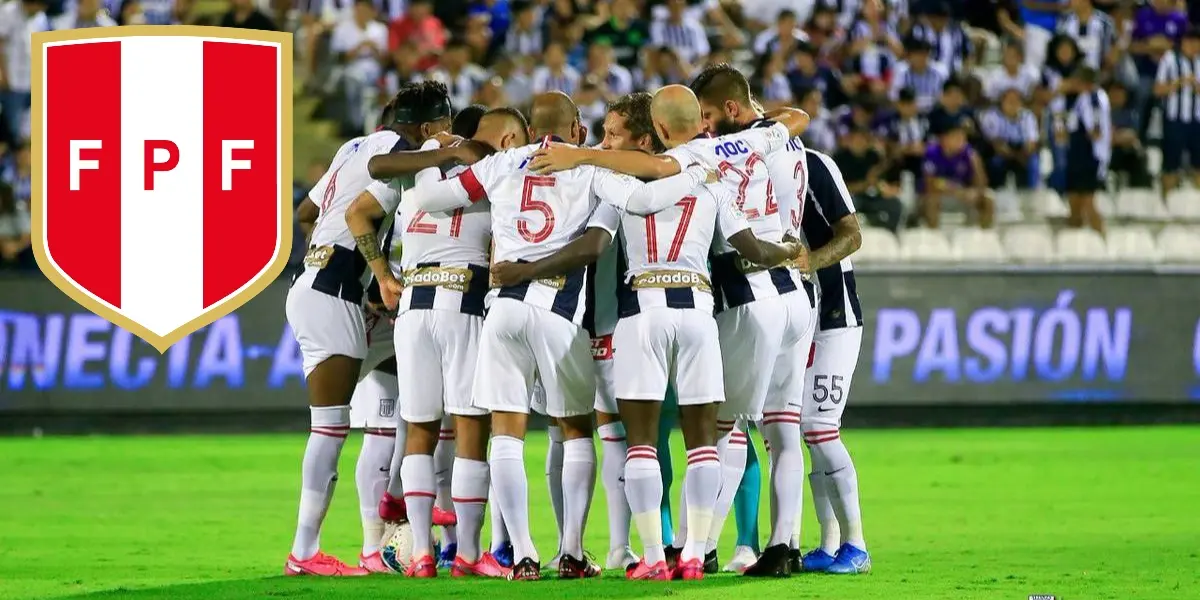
30, 26, 294, 353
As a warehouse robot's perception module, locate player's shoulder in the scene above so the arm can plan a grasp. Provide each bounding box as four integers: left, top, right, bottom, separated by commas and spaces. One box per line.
364, 129, 406, 154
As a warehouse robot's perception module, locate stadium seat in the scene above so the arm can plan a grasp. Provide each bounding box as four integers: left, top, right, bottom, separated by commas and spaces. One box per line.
900, 228, 954, 262
1165, 189, 1200, 221
951, 228, 1007, 262
1054, 229, 1109, 263
1002, 225, 1055, 263
1158, 225, 1200, 263
1146, 146, 1162, 176
1030, 189, 1069, 218
856, 226, 902, 263
1114, 189, 1169, 221
1093, 192, 1116, 217
1105, 226, 1159, 262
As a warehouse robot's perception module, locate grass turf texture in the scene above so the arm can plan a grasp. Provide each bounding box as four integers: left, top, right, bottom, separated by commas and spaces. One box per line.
2, 427, 1198, 600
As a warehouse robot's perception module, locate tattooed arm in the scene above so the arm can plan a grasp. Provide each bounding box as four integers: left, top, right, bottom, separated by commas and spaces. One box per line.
808, 214, 862, 272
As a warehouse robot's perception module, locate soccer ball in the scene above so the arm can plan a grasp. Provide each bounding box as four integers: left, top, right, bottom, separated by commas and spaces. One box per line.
380, 522, 414, 573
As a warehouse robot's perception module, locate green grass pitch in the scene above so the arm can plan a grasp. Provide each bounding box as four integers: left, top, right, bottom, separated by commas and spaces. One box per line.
2, 426, 1198, 600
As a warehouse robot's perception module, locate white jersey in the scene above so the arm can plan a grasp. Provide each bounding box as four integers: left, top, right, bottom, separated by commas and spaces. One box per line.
298, 131, 410, 304
617, 184, 750, 317
367, 152, 492, 317
663, 121, 805, 312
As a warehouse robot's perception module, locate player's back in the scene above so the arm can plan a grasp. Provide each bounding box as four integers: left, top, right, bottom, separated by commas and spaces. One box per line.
308, 130, 406, 250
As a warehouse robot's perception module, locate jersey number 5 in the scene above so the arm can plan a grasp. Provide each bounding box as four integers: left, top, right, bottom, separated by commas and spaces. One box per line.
645, 196, 697, 263
407, 209, 465, 237
519, 175, 556, 243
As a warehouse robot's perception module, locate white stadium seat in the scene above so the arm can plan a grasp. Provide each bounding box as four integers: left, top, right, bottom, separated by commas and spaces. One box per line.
856, 227, 902, 263
900, 228, 954, 262
1054, 229, 1109, 263
1166, 189, 1200, 221
1105, 226, 1159, 262
951, 229, 1007, 262
1093, 192, 1116, 217
1002, 225, 1055, 263
1158, 225, 1200, 263
1114, 189, 1169, 221
1030, 189, 1069, 218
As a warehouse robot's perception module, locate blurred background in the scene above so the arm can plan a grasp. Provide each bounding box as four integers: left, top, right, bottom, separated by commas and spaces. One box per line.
1, 0, 1199, 431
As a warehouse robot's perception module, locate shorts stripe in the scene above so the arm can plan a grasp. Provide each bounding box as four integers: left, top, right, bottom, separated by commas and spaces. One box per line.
403, 491, 437, 499
311, 426, 349, 439
451, 496, 487, 504
805, 434, 841, 446
364, 427, 397, 437
804, 429, 839, 436
601, 436, 626, 442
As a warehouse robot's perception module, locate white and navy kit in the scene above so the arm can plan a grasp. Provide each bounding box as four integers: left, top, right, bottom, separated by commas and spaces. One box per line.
587, 241, 621, 414
286, 130, 409, 378
1057, 9, 1117, 70
1156, 51, 1200, 173
798, 149, 864, 428
365, 142, 492, 423
614, 184, 747, 406
909, 21, 973, 74
407, 137, 650, 418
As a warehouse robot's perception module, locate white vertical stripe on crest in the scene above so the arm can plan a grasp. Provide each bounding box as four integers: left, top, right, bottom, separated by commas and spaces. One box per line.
120, 37, 205, 335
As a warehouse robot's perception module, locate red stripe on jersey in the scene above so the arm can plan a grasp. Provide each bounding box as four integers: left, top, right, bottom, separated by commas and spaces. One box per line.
459, 168, 487, 203
201, 41, 279, 308
807, 342, 816, 368
45, 41, 123, 308
644, 213, 659, 262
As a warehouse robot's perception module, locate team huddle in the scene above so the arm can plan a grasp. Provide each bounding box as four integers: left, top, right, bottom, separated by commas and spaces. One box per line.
284, 63, 869, 581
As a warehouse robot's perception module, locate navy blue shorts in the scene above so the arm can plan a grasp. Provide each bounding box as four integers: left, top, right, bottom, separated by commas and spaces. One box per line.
1161, 120, 1200, 173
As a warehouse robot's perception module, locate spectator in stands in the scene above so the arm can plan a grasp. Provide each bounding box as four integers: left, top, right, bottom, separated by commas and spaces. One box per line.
1129, 0, 1188, 136
379, 42, 422, 100
505, 0, 544, 57
331, 0, 387, 135
219, 0, 277, 30
1056, 66, 1108, 233
532, 41, 581, 95
52, 0, 115, 28
575, 76, 606, 143
754, 51, 793, 109
984, 43, 1041, 101
0, 0, 48, 143
649, 0, 709, 66
467, 0, 510, 49
637, 46, 689, 90
891, 37, 948, 113
585, 40, 633, 100
789, 41, 847, 109
1058, 0, 1119, 71
462, 11, 495, 64
920, 119, 994, 229
491, 54, 532, 107
835, 124, 905, 232
0, 180, 30, 270
475, 74, 509, 108
1036, 33, 1082, 106
927, 78, 979, 145
844, 0, 901, 97
1153, 26, 1200, 198
979, 88, 1040, 189
1019, 0, 1068, 71
389, 0, 447, 71
115, 0, 145, 25
585, 0, 648, 70
798, 86, 838, 154
427, 38, 486, 112
882, 87, 928, 185
804, 3, 842, 60
1105, 82, 1152, 189
910, 1, 973, 74
836, 95, 882, 145
753, 9, 808, 58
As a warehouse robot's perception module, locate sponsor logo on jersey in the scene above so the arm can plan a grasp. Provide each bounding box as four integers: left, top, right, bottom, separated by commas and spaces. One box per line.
631, 270, 712, 293
304, 245, 335, 269
591, 334, 614, 361
532, 275, 567, 290
404, 266, 475, 292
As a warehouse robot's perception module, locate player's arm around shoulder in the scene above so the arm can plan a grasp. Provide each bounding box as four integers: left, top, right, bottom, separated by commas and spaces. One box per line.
346, 182, 404, 308
529, 143, 682, 180
762, 107, 812, 138
611, 165, 712, 215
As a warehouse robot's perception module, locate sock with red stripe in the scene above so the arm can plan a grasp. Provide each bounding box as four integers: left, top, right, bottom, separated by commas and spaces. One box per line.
435, 421, 457, 546
545, 425, 565, 556
561, 437, 596, 559
804, 424, 862, 550
705, 422, 748, 554
597, 421, 631, 553
400, 453, 437, 558
291, 405, 350, 560
451, 458, 489, 563
356, 427, 395, 554
624, 445, 665, 565
684, 446, 720, 563
490, 436, 538, 563
761, 412, 804, 547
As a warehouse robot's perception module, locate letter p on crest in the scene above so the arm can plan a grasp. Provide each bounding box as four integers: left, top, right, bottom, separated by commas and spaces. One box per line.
31, 26, 294, 353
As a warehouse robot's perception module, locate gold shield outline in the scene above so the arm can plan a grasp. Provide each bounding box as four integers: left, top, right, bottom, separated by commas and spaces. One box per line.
30, 26, 294, 354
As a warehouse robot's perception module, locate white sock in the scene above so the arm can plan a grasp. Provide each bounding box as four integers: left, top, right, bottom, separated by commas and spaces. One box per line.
490, 436, 538, 563
435, 422, 457, 546
625, 445, 665, 565
597, 421, 631, 553
821, 440, 865, 549
761, 415, 804, 548
545, 425, 565, 554
385, 419, 409, 499
489, 482, 509, 549
673, 484, 688, 551
355, 428, 394, 554
452, 458, 489, 563
705, 424, 747, 554
291, 405, 350, 560
683, 446, 720, 562
400, 454, 437, 558
561, 437, 596, 559
805, 434, 841, 554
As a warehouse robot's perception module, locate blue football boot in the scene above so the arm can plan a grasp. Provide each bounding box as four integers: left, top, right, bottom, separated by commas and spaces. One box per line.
438, 543, 457, 569
826, 543, 871, 574
800, 548, 837, 572
492, 541, 515, 568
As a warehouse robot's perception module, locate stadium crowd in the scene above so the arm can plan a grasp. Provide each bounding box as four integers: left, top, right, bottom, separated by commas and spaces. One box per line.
3, 0, 1200, 273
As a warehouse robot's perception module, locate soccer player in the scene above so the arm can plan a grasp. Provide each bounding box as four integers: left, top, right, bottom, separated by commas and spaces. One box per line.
527, 71, 813, 576
796, 147, 870, 575
283, 81, 452, 577
407, 91, 710, 581
348, 107, 531, 578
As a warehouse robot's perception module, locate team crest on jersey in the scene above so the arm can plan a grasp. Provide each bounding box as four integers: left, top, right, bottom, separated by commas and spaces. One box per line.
378, 398, 396, 419
30, 27, 294, 353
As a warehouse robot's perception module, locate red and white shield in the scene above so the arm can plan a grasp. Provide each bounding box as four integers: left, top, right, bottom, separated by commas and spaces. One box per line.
30, 27, 294, 353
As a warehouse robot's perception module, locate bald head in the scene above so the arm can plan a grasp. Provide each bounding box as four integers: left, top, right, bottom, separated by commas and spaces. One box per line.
650, 85, 703, 148
529, 91, 581, 141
